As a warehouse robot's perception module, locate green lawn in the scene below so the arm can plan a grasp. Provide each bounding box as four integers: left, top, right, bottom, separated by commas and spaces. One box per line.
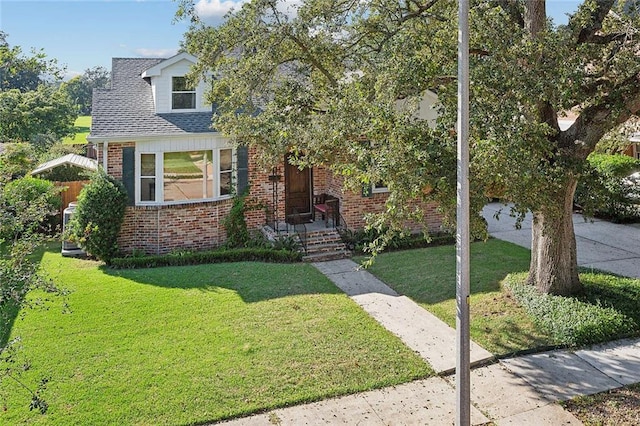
1, 248, 432, 425
360, 239, 640, 355
62, 115, 91, 144
360, 239, 553, 355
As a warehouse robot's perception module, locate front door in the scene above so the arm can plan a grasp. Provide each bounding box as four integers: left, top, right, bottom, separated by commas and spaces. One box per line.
284, 155, 312, 223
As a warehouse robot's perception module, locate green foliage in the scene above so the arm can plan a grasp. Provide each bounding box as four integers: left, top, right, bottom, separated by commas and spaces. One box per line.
2, 176, 61, 238
0, 142, 35, 180
0, 85, 77, 143
504, 273, 637, 347
60, 67, 109, 115
110, 247, 302, 269
67, 169, 127, 263
221, 192, 250, 248
575, 154, 640, 222
179, 1, 640, 293
0, 177, 61, 414
0, 31, 63, 91
339, 227, 454, 253
271, 234, 301, 251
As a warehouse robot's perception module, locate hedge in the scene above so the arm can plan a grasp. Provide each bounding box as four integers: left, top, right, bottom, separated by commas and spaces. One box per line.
110, 248, 302, 269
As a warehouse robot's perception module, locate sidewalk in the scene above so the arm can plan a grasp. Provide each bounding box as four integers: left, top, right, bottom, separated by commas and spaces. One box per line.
217, 257, 640, 425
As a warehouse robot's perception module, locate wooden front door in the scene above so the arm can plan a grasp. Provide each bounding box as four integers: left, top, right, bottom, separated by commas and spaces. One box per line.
284, 156, 312, 223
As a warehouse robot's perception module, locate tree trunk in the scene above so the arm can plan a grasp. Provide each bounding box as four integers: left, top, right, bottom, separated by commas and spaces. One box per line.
527, 178, 583, 295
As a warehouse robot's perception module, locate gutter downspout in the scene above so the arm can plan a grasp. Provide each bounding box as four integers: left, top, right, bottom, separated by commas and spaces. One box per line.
102, 141, 108, 170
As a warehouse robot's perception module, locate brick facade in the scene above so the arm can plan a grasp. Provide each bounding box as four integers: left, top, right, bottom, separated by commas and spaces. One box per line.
106, 142, 442, 255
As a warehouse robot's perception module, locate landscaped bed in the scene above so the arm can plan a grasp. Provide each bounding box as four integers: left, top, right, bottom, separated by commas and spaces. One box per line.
0, 246, 432, 425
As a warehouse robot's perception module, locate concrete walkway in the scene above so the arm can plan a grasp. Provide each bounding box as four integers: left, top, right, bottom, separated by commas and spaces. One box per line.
313, 259, 493, 374
216, 212, 640, 425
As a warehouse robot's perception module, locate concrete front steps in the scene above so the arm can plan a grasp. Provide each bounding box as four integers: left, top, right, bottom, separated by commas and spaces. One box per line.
301, 228, 350, 262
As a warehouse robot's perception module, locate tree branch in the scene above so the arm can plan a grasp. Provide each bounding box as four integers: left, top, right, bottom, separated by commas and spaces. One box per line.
570, 0, 616, 44
562, 71, 640, 158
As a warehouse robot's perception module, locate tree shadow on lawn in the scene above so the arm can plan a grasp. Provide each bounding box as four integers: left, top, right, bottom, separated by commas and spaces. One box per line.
100, 261, 343, 304
363, 239, 532, 306
0, 243, 48, 348
581, 272, 640, 329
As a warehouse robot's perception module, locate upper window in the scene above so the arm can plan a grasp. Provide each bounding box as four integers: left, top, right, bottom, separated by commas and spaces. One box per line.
172, 76, 196, 110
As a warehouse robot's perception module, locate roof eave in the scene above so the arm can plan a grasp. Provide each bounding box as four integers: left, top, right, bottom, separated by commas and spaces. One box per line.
87, 131, 222, 144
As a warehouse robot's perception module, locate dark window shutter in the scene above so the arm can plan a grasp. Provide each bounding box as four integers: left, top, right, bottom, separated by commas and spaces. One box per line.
236, 146, 249, 195
122, 147, 135, 206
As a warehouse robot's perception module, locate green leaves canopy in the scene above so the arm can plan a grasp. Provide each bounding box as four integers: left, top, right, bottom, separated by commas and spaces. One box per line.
178, 0, 639, 238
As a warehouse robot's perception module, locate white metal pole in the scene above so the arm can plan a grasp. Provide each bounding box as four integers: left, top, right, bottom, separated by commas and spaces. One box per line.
456, 0, 471, 425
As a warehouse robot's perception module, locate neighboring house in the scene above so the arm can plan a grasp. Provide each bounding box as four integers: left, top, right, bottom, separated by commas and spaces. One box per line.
88, 53, 442, 255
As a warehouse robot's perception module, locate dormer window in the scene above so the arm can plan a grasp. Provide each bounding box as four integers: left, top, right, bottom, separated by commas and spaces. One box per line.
172, 76, 196, 110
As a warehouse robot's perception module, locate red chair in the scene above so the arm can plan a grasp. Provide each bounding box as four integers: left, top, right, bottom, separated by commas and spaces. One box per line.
313, 194, 339, 227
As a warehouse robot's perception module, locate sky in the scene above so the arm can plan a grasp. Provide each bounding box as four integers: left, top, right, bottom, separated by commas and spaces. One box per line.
1, 0, 583, 80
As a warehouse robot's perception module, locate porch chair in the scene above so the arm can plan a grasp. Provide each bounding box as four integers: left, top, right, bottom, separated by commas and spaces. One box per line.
313, 194, 339, 227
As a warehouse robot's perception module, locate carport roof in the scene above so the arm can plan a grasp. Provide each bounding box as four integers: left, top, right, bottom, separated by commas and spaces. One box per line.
32, 154, 98, 176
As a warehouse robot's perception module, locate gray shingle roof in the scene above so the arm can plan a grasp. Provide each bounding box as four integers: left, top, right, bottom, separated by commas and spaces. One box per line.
90, 58, 215, 139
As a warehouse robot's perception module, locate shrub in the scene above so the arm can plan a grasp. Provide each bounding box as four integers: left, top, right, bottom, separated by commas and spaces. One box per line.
2, 176, 61, 237
0, 142, 36, 180
575, 153, 640, 222
504, 273, 636, 347
222, 192, 250, 248
109, 247, 302, 269
67, 169, 127, 264
339, 227, 454, 253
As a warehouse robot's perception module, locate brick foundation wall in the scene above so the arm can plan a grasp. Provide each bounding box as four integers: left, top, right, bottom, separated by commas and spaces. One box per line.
118, 199, 233, 255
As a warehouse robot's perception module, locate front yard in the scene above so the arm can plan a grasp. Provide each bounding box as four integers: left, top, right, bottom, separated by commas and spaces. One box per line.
4, 239, 639, 424
361, 238, 640, 355
1, 247, 431, 425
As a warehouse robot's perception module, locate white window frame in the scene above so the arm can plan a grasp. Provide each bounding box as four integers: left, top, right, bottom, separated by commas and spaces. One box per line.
372, 181, 389, 194
171, 76, 196, 110
135, 141, 235, 206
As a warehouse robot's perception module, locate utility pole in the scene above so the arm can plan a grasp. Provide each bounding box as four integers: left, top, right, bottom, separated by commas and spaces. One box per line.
456, 0, 471, 425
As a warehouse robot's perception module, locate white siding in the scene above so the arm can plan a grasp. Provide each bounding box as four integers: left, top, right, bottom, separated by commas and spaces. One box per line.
150, 59, 210, 114
395, 90, 439, 128
136, 135, 231, 153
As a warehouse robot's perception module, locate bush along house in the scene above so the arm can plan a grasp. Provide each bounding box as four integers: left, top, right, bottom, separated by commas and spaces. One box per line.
88, 53, 443, 258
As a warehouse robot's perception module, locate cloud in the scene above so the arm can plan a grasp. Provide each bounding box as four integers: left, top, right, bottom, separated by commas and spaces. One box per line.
194, 0, 246, 20
133, 48, 179, 58
193, 0, 302, 23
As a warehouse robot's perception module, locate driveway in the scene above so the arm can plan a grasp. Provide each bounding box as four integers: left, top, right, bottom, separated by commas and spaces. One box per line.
482, 202, 640, 278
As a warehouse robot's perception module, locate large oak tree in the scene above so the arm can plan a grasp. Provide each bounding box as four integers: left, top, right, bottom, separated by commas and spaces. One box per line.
178, 0, 639, 295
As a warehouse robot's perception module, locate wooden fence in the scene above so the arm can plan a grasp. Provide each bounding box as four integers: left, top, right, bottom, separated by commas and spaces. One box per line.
54, 180, 89, 217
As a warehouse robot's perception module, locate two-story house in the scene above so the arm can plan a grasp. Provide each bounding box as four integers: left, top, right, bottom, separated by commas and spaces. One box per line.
89, 53, 443, 255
